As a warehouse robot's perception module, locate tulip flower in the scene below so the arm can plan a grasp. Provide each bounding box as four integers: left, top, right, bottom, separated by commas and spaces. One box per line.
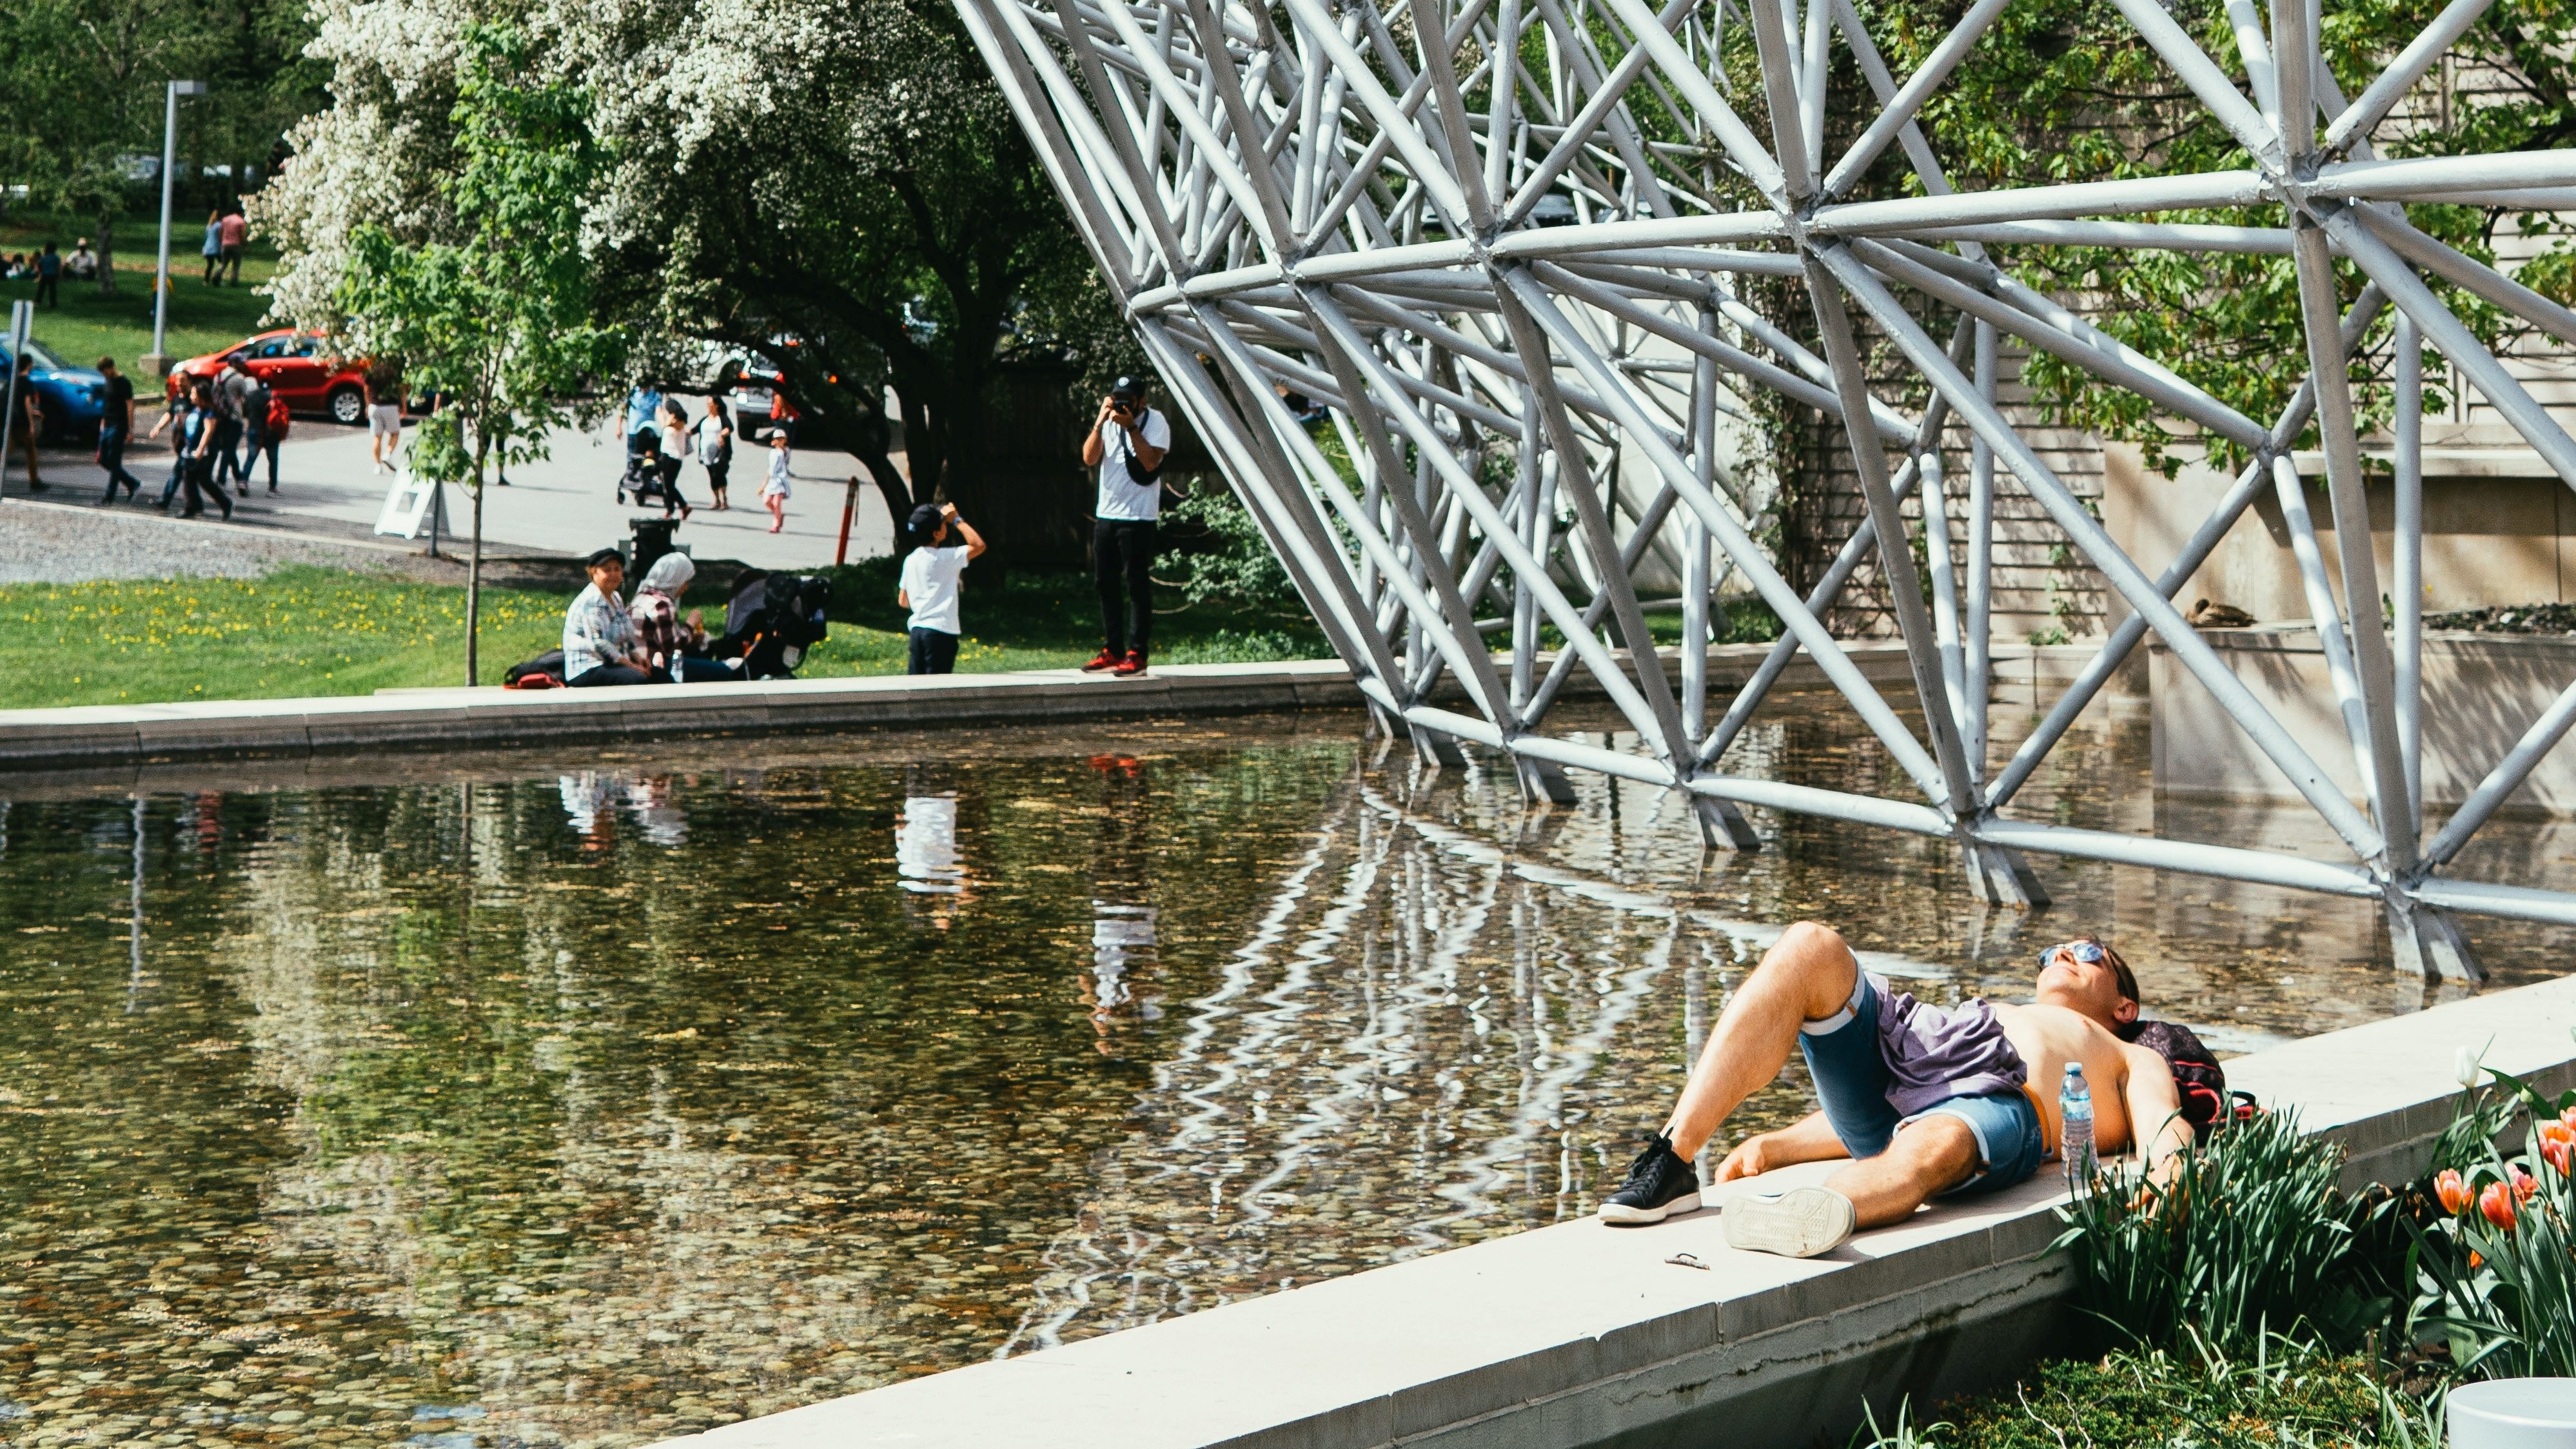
2455, 1047, 2487, 1090
2561, 1105, 2576, 1133
2438, 1168, 2473, 1214
2481, 1180, 2519, 1229
2513, 1166, 2539, 1202
2540, 1121, 2575, 1175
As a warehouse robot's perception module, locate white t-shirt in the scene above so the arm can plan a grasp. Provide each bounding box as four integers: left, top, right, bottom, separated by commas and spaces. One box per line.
901, 544, 971, 635
1095, 406, 1173, 522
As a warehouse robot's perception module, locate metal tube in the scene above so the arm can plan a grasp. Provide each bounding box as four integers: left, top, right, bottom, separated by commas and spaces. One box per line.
151, 83, 182, 366
1973, 820, 2380, 898
2395, 313, 2424, 836
1821, 0, 2009, 196
2324, 0, 2500, 157
2423, 680, 2576, 868
1822, 246, 2389, 860
1965, 320, 1995, 781
1684, 302, 1716, 739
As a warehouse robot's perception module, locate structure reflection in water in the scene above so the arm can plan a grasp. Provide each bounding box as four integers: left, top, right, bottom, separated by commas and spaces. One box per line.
0, 707, 2562, 1449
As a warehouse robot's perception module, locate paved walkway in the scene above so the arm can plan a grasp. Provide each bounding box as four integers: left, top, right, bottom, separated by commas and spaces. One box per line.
6, 398, 902, 572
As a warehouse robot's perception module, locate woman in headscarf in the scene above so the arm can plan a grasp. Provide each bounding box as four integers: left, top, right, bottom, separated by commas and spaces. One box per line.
631, 552, 732, 682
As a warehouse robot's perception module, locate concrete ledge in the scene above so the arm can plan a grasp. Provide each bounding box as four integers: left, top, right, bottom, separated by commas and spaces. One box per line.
0, 636, 2103, 776
658, 976, 2576, 1449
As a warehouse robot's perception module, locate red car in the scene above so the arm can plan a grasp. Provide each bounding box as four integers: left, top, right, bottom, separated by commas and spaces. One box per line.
169, 329, 375, 426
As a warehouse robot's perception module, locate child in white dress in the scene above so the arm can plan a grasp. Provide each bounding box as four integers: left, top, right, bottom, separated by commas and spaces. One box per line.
762, 434, 791, 533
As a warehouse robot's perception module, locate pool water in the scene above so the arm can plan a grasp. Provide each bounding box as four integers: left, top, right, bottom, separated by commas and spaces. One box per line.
0, 704, 2562, 1449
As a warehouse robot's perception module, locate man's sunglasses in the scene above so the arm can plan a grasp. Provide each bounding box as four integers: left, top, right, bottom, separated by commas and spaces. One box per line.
2038, 940, 2105, 972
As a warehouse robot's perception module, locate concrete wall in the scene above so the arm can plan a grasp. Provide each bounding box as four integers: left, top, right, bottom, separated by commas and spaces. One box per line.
652, 976, 2576, 1449
2150, 627, 2576, 812
2105, 430, 2576, 626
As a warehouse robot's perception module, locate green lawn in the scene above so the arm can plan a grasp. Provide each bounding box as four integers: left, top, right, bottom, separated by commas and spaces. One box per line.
0, 208, 282, 373
0, 560, 1330, 710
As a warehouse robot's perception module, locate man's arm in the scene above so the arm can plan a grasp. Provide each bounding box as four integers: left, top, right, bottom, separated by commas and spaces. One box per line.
1081, 400, 1113, 467
2116, 1041, 2190, 1179
1712, 1110, 1851, 1181
1126, 416, 1167, 471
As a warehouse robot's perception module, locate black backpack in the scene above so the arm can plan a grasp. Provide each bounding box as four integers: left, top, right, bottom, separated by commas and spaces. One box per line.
2128, 1020, 2237, 1143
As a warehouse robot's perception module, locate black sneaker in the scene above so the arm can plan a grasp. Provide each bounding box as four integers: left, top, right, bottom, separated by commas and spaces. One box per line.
1600, 1130, 1702, 1225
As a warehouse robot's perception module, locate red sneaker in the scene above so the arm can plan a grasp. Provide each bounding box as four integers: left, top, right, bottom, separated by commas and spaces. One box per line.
1113, 651, 1148, 676
1081, 648, 1121, 673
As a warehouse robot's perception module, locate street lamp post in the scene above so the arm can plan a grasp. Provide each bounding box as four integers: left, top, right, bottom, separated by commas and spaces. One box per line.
141, 80, 206, 380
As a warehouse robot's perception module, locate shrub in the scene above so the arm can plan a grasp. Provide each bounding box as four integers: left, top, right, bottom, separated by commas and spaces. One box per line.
2050, 1109, 2394, 1354
2408, 1069, 2576, 1379
1854, 1336, 2399, 1449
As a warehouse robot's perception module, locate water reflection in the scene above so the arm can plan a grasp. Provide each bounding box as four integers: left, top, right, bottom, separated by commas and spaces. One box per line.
0, 705, 2564, 1448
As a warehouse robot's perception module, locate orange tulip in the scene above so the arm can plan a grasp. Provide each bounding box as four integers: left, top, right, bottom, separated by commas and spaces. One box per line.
2481, 1180, 2520, 1229
2541, 1121, 2575, 1174
2513, 1166, 2539, 1202
2562, 1105, 2576, 1133
2438, 1168, 2473, 1214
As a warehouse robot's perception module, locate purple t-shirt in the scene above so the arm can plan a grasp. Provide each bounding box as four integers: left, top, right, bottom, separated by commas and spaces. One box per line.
1873, 974, 2029, 1115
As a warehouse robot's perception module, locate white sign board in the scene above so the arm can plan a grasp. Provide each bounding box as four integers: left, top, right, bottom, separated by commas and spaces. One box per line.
374, 469, 448, 541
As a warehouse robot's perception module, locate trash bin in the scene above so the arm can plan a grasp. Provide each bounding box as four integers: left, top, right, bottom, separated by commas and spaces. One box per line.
626, 517, 680, 579
2452, 1379, 2576, 1448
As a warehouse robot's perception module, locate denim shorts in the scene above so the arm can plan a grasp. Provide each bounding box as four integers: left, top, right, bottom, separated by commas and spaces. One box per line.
1796, 969, 2047, 1197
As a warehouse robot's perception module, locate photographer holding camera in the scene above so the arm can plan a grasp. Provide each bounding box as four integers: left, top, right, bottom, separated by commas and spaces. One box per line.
1079, 375, 1171, 677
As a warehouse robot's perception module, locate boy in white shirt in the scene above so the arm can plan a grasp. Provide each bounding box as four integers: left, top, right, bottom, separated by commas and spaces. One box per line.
898, 502, 986, 675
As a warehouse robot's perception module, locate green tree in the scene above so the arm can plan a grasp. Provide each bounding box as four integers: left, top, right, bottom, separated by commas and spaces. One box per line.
580, 0, 1135, 554
335, 25, 616, 685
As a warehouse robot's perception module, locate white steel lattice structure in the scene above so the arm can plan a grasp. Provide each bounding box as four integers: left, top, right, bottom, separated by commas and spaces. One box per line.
953, 0, 2576, 978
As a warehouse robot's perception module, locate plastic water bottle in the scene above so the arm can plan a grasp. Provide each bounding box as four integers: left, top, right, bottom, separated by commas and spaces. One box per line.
2060, 1061, 2097, 1190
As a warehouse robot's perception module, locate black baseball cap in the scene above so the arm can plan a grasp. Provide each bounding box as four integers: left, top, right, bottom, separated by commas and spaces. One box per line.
584, 546, 622, 567
908, 503, 945, 537
1110, 375, 1148, 399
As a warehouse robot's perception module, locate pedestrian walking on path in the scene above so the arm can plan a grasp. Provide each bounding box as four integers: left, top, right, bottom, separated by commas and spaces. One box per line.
177, 380, 230, 520
149, 389, 192, 508
255, 391, 288, 493
93, 358, 143, 504
217, 211, 247, 286
364, 357, 404, 472
199, 212, 222, 286
1080, 375, 1170, 678
9, 354, 44, 494
655, 398, 693, 519
762, 433, 791, 533
695, 396, 732, 509
211, 358, 252, 495
900, 502, 985, 675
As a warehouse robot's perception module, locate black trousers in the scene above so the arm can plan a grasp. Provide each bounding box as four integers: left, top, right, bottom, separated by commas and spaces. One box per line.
908, 627, 959, 675
97, 426, 142, 500
1094, 518, 1156, 656
568, 664, 651, 687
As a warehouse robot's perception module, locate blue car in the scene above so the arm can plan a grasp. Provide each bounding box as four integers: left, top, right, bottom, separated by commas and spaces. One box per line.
0, 339, 108, 444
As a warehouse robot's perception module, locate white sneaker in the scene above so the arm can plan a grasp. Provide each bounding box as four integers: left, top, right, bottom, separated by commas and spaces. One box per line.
1722, 1187, 1856, 1258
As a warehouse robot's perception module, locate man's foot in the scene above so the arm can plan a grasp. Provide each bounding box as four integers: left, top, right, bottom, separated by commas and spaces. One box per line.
1081, 648, 1121, 673
1114, 651, 1148, 676
1600, 1132, 1701, 1225
28, 480, 46, 491
1722, 1187, 1856, 1258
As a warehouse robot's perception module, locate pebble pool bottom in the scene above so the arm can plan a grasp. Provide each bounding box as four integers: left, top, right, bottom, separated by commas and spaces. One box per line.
0, 703, 2564, 1449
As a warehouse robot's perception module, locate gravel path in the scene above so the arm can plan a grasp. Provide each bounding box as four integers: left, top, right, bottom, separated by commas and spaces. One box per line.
0, 498, 469, 586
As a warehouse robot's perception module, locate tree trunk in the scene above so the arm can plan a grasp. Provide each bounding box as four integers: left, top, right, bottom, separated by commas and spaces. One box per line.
467, 431, 490, 686
95, 202, 117, 297
848, 399, 914, 539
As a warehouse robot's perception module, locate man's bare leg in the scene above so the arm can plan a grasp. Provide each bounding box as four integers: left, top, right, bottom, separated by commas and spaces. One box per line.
1661, 922, 1862, 1161
1825, 1117, 1976, 1228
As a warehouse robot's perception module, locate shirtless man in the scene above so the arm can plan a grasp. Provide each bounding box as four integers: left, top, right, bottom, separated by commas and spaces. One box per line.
1600, 922, 2188, 1257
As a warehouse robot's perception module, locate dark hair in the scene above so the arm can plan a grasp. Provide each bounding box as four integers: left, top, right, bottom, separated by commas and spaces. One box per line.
584, 546, 623, 568
2075, 932, 2139, 1007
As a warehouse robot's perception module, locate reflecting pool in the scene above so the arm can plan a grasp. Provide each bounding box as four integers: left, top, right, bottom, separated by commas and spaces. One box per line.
0, 702, 2564, 1449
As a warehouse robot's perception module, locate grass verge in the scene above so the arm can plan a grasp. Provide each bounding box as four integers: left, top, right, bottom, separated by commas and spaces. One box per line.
0, 209, 281, 375
0, 560, 1331, 709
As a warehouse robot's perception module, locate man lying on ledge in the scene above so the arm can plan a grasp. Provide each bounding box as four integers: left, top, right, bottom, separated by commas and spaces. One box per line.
1602, 922, 2188, 1257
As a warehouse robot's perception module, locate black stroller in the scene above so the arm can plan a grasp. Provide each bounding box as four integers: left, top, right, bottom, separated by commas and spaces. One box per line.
714, 570, 832, 678
618, 440, 691, 518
